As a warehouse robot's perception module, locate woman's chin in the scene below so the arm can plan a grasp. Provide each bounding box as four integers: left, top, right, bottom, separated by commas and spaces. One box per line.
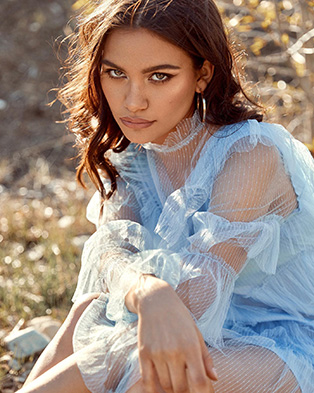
121, 130, 168, 145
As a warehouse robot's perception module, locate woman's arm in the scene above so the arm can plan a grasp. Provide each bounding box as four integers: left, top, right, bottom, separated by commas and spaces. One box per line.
125, 274, 217, 393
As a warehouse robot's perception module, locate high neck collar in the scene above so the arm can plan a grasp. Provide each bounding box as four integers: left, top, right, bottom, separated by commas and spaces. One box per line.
141, 111, 206, 153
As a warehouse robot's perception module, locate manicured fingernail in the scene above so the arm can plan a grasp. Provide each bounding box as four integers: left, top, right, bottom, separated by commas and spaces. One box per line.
212, 368, 218, 380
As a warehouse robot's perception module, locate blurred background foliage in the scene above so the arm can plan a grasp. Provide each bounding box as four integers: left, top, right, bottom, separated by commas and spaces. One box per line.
219, 0, 314, 146
0, 0, 313, 337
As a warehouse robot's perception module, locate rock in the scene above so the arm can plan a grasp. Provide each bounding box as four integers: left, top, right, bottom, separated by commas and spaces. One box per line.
27, 316, 61, 340
4, 327, 50, 359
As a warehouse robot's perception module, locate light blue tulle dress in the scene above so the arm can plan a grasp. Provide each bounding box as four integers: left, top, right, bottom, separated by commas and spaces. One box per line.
72, 112, 314, 392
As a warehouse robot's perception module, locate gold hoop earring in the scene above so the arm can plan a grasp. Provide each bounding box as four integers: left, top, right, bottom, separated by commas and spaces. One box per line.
197, 92, 207, 123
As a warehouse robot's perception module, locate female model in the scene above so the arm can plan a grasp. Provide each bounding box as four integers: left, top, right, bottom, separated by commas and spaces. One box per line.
19, 0, 314, 392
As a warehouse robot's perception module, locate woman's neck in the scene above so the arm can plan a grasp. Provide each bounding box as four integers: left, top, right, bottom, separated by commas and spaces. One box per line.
142, 112, 219, 198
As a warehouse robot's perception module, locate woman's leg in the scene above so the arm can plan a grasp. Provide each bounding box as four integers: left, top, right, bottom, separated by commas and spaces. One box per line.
23, 298, 302, 393
17, 351, 91, 393
210, 345, 301, 393
126, 345, 301, 393
24, 293, 100, 386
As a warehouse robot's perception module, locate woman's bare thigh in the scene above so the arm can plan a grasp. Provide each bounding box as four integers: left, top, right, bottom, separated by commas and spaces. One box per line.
24, 293, 100, 385
210, 345, 301, 393
17, 351, 91, 393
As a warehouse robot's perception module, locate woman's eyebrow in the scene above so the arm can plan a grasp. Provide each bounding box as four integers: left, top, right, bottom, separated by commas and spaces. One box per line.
142, 64, 181, 73
101, 59, 181, 73
101, 59, 125, 70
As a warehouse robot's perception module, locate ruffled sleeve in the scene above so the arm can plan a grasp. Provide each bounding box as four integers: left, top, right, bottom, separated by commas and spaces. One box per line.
72, 174, 144, 303
166, 133, 298, 345
72, 170, 181, 322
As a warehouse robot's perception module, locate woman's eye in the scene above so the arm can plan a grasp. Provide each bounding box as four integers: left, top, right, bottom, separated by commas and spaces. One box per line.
150, 73, 169, 82
110, 69, 125, 78
105, 69, 125, 78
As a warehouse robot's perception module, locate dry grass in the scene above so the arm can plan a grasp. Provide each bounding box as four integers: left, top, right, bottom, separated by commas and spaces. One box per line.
0, 157, 95, 387
0, 157, 94, 342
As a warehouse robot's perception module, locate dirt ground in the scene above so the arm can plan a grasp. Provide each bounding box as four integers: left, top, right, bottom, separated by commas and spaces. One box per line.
0, 0, 77, 184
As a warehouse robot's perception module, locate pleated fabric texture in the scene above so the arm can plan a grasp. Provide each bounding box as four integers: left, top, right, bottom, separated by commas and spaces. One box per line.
72, 112, 314, 392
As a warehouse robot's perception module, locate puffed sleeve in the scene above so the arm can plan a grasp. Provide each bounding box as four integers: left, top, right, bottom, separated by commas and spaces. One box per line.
72, 176, 141, 304
173, 140, 298, 345
72, 175, 181, 322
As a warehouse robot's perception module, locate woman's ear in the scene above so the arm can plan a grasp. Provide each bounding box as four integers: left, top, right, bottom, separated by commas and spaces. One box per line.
195, 60, 214, 93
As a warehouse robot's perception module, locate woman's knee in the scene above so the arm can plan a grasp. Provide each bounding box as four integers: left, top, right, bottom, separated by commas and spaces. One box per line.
70, 293, 100, 322
23, 294, 100, 386
54, 293, 100, 346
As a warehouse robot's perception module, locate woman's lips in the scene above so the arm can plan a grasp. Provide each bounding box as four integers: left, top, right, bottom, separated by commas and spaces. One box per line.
120, 117, 155, 129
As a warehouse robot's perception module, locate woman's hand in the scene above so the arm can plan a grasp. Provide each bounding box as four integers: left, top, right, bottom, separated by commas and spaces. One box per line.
125, 275, 218, 393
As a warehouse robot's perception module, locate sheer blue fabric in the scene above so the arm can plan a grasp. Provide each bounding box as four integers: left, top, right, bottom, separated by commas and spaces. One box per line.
72, 112, 314, 392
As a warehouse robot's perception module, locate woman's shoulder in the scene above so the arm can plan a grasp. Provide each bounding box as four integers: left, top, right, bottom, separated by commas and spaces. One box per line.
206, 119, 314, 194
215, 119, 288, 142
195, 119, 314, 186
208, 119, 306, 158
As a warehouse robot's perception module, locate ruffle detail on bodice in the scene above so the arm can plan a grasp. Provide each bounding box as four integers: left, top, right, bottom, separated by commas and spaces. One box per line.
153, 121, 251, 249
110, 146, 163, 232
141, 111, 205, 153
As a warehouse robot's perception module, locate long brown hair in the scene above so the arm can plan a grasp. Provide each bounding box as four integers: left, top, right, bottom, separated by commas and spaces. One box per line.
58, 0, 263, 199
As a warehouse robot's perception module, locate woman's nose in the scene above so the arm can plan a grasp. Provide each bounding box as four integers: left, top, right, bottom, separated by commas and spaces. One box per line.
124, 83, 148, 113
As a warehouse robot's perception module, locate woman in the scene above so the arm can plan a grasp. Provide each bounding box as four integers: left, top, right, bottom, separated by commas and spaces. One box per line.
19, 0, 314, 392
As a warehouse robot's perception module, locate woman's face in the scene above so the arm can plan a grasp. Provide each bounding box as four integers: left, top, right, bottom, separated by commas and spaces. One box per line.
100, 28, 204, 145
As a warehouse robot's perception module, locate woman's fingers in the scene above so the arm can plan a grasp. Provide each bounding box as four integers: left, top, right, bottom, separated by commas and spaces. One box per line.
140, 330, 217, 392
202, 346, 218, 382
186, 357, 215, 393
167, 360, 189, 393
140, 359, 171, 393
153, 360, 173, 392
139, 357, 158, 393
140, 350, 215, 393
197, 331, 218, 381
